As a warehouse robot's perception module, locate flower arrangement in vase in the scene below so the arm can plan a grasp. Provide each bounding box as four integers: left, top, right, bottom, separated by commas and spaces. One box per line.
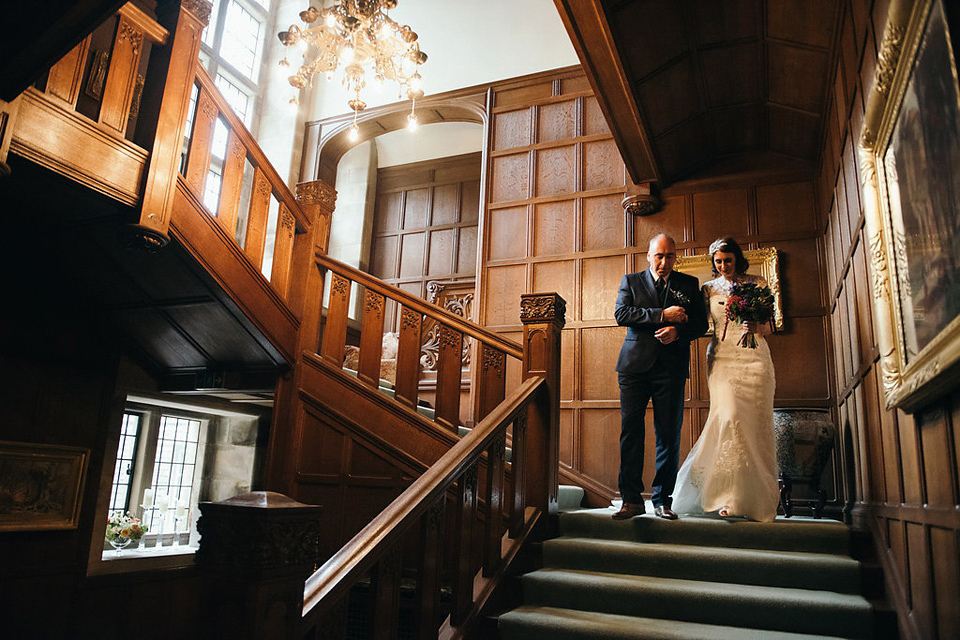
105, 511, 147, 555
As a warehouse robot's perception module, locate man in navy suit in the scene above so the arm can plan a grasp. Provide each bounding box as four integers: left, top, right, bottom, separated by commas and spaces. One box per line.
613, 234, 708, 520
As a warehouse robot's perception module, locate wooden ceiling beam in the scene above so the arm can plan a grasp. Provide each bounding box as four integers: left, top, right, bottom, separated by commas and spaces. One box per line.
552, 0, 661, 186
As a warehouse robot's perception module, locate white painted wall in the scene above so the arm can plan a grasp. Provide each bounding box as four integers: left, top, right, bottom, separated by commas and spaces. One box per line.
307, 0, 580, 121
375, 122, 483, 168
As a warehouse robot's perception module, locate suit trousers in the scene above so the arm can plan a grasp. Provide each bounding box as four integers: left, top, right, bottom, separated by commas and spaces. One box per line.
617, 361, 687, 507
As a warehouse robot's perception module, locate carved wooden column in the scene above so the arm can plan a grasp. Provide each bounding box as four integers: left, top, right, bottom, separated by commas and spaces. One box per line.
519, 293, 566, 525
196, 491, 321, 640
265, 180, 336, 493
294, 180, 336, 346
129, 0, 210, 250
295, 179, 336, 255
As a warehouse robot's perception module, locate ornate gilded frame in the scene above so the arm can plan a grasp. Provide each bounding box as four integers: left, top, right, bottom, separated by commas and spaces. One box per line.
859, 0, 960, 412
0, 441, 89, 531
674, 247, 783, 335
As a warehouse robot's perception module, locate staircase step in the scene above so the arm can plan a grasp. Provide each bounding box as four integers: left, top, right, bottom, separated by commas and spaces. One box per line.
520, 568, 872, 638
543, 537, 861, 593
558, 485, 585, 510
559, 509, 851, 554
499, 605, 847, 640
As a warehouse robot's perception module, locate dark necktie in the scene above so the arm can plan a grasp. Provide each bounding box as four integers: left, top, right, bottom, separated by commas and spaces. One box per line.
656, 278, 666, 303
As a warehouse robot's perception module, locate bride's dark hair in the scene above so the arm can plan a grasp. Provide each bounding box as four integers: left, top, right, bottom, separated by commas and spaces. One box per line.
709, 237, 749, 276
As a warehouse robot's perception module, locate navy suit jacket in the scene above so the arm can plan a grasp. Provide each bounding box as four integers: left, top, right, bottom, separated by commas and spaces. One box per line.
614, 269, 708, 376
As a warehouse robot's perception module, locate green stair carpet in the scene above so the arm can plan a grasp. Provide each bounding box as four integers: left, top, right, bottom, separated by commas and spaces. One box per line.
499, 508, 876, 639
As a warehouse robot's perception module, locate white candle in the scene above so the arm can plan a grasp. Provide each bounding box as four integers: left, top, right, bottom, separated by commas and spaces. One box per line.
156, 493, 170, 511
142, 488, 154, 507
176, 499, 187, 518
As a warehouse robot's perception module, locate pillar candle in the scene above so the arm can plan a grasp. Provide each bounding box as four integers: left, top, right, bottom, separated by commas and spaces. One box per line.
176, 499, 187, 518
156, 493, 170, 511
142, 488, 154, 507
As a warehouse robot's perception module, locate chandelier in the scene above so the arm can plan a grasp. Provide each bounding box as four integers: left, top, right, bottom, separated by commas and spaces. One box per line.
278, 1, 428, 137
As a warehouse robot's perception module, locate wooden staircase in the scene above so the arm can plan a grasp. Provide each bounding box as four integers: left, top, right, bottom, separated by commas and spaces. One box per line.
0, 3, 569, 638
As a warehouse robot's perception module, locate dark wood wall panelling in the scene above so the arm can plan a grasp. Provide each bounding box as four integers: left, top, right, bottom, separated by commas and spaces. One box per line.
477, 69, 830, 505
818, 1, 960, 638
371, 152, 481, 315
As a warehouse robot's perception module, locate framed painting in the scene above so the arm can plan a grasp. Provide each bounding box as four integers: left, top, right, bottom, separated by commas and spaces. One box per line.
674, 247, 783, 335
859, 0, 960, 411
0, 441, 89, 531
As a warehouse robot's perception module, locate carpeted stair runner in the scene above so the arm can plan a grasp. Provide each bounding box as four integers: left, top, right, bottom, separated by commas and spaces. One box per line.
499, 508, 876, 639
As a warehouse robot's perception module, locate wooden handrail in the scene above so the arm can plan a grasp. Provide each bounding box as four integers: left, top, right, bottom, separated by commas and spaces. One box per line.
301, 374, 545, 617
315, 252, 523, 360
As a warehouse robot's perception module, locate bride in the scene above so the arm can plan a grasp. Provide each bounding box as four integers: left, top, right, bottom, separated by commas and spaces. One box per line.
672, 237, 779, 522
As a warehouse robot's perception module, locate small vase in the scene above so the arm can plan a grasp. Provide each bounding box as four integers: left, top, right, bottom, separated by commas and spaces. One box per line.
108, 536, 132, 556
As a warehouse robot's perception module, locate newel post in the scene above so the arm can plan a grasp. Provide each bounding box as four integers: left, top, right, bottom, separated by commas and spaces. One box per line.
294, 179, 336, 352
196, 491, 321, 640
519, 293, 566, 525
128, 0, 211, 250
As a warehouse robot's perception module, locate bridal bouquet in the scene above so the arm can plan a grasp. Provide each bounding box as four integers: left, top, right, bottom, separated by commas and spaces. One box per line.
722, 281, 774, 348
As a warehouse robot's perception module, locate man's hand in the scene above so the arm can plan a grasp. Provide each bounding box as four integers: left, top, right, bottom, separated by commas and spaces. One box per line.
662, 305, 688, 323
654, 326, 679, 344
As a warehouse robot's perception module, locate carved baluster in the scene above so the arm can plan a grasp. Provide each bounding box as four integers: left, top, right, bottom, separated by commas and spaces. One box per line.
435, 325, 463, 431
520, 293, 566, 523
475, 344, 506, 423
484, 432, 507, 576
395, 306, 423, 407
415, 500, 444, 640
320, 273, 351, 366
183, 86, 217, 194
215, 129, 245, 238
370, 545, 403, 640
244, 168, 271, 269
45, 36, 91, 106
509, 412, 527, 538
100, 10, 147, 134
359, 289, 386, 386
452, 464, 477, 625
270, 205, 296, 299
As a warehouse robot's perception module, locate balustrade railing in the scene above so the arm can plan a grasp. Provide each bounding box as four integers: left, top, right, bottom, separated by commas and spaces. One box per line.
301, 374, 546, 639
313, 254, 523, 431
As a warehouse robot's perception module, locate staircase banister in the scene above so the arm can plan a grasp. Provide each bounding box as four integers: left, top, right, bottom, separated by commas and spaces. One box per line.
193, 65, 309, 231
301, 374, 545, 616
315, 252, 523, 359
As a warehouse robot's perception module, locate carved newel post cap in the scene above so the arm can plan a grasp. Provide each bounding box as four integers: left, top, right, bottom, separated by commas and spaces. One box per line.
520, 293, 566, 327
196, 491, 321, 577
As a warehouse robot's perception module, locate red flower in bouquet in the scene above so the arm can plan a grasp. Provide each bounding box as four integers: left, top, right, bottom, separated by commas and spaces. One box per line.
722, 281, 775, 348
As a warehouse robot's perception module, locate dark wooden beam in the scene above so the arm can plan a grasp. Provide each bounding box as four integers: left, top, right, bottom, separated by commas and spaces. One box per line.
552, 0, 661, 185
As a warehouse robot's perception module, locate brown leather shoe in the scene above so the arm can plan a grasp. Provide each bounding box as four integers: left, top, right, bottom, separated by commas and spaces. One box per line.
654, 506, 678, 520
612, 502, 645, 520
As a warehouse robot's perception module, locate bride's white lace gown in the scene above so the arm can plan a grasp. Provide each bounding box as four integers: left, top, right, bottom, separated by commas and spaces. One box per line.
672, 275, 779, 522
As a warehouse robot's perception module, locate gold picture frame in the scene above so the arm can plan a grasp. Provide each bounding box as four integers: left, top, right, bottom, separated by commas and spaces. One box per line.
674, 247, 784, 335
859, 0, 960, 412
0, 441, 88, 531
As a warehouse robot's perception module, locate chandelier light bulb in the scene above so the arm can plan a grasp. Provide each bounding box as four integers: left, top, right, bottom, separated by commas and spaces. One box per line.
341, 44, 355, 64
349, 123, 360, 140
407, 112, 418, 131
